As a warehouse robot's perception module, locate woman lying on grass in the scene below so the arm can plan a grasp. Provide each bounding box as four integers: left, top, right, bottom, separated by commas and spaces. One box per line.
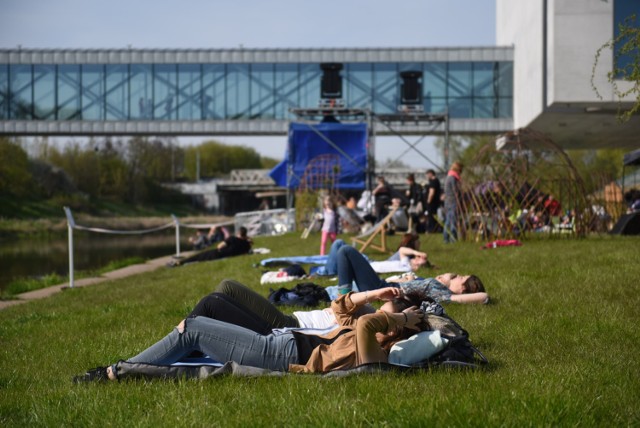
335, 244, 489, 304
185, 275, 485, 338
74, 288, 427, 382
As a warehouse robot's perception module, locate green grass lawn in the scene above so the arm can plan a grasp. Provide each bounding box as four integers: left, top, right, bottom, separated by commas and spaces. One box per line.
1, 233, 639, 426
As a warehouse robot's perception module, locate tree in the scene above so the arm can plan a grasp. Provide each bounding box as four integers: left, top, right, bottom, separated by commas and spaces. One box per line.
592, 14, 640, 122
183, 140, 264, 179
0, 138, 32, 197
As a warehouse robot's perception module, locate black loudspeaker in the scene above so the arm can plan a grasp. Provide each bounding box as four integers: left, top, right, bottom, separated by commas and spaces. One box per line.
609, 212, 640, 235
320, 63, 343, 99
400, 70, 423, 105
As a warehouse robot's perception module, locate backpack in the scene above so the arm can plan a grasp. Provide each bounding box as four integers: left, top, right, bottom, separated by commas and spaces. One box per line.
418, 303, 488, 369
268, 282, 330, 307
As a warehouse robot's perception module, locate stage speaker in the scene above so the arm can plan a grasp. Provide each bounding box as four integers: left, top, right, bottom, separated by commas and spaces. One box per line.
609, 212, 640, 235
320, 63, 343, 99
400, 70, 423, 105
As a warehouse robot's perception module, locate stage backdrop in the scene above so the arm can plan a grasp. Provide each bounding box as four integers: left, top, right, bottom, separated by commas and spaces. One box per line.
269, 122, 368, 190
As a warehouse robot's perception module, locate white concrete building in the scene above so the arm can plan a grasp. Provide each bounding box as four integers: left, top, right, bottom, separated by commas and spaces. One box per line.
497, 0, 639, 150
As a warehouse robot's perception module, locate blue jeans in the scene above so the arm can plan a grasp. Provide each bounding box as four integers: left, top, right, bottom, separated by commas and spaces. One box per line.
321, 239, 347, 275
336, 245, 388, 291
127, 316, 299, 371
443, 207, 458, 243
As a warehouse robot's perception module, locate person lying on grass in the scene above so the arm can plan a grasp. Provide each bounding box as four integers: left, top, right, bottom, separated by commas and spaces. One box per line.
186, 277, 487, 338
74, 288, 428, 382
314, 238, 429, 276
167, 227, 252, 267
333, 243, 489, 304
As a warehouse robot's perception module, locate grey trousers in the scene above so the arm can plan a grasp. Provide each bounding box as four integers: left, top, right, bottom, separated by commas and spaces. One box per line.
127, 316, 299, 371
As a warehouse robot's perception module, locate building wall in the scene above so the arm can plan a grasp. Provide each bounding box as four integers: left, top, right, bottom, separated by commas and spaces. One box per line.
496, 0, 544, 129
497, 0, 636, 129
550, 0, 614, 104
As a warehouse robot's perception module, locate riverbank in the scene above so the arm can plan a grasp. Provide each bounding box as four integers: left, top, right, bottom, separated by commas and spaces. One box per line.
0, 250, 196, 311
0, 214, 233, 237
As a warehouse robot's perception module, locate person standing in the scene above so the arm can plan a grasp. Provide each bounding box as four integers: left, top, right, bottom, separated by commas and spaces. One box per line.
443, 162, 463, 243
423, 169, 442, 233
319, 195, 339, 256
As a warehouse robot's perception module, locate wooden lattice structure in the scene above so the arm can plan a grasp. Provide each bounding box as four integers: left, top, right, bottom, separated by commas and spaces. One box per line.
452, 128, 598, 241
295, 154, 341, 232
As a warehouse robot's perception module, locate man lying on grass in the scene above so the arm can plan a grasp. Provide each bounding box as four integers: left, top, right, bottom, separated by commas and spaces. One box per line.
74, 288, 428, 381
167, 227, 252, 267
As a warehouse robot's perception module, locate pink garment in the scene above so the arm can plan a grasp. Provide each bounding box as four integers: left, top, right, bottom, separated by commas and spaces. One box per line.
482, 239, 522, 249
320, 230, 337, 255
447, 170, 461, 181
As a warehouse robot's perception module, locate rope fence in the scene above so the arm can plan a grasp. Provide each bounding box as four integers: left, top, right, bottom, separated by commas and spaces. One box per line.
62, 207, 233, 288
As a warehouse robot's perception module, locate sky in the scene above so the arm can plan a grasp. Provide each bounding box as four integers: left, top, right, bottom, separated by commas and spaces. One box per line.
0, 0, 496, 168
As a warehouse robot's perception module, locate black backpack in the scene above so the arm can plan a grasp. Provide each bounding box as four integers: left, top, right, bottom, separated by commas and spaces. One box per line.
268, 282, 330, 307
419, 308, 488, 369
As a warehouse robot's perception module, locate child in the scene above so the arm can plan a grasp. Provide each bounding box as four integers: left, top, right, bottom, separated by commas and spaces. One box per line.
320, 195, 339, 256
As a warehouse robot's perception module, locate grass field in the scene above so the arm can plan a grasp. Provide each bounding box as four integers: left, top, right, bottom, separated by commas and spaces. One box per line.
1, 233, 639, 427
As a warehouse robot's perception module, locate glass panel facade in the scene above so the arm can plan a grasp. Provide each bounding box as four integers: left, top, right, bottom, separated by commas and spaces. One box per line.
202, 64, 225, 119
227, 64, 250, 119
130, 64, 152, 119
274, 63, 297, 120
372, 63, 397, 114
10, 65, 33, 119
81, 65, 104, 120
423, 63, 447, 113
250, 63, 274, 119
105, 65, 128, 120
298, 64, 321, 110
613, 0, 640, 76
0, 59, 513, 122
0, 64, 8, 119
154, 64, 177, 120
473, 62, 497, 98
497, 62, 513, 97
178, 64, 201, 120
33, 65, 56, 120
345, 63, 372, 108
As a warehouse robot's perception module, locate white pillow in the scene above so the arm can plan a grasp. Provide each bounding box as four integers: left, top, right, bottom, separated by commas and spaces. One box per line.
388, 330, 448, 366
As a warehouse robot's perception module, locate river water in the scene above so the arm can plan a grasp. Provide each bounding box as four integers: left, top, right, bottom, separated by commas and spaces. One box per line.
0, 230, 185, 291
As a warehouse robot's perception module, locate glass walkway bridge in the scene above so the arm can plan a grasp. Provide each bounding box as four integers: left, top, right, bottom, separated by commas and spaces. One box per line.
0, 47, 513, 136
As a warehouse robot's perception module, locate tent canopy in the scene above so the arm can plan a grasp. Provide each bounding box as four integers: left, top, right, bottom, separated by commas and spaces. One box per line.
623, 149, 640, 166
270, 122, 368, 190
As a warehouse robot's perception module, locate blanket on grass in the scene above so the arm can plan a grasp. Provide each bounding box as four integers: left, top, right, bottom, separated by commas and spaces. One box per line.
114, 361, 480, 381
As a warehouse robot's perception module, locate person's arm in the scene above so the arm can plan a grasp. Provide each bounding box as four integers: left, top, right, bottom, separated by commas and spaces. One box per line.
216, 239, 228, 250
355, 307, 423, 365
449, 292, 489, 304
397, 247, 427, 260
348, 287, 402, 306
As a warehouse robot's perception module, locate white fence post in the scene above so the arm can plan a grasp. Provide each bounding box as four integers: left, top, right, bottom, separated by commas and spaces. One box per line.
63, 207, 76, 288
171, 215, 181, 257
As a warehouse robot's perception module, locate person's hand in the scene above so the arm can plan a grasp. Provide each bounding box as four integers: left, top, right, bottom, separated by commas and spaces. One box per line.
402, 306, 424, 331
376, 287, 403, 301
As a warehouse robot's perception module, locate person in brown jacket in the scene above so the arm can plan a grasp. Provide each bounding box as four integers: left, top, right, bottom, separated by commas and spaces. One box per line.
74, 288, 428, 382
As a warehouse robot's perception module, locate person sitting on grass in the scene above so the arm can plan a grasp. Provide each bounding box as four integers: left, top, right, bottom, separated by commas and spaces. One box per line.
168, 227, 252, 267
73, 287, 428, 382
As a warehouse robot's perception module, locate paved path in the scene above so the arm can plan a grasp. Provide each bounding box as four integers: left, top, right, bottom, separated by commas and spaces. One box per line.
0, 252, 196, 311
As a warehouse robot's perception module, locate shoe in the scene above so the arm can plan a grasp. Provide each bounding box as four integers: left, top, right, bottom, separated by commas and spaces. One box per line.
73, 366, 109, 383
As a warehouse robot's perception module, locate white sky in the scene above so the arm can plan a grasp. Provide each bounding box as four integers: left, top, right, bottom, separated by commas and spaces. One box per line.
0, 0, 496, 168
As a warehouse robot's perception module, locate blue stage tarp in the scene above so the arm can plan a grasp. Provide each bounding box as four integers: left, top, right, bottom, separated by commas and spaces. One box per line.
270, 122, 368, 189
